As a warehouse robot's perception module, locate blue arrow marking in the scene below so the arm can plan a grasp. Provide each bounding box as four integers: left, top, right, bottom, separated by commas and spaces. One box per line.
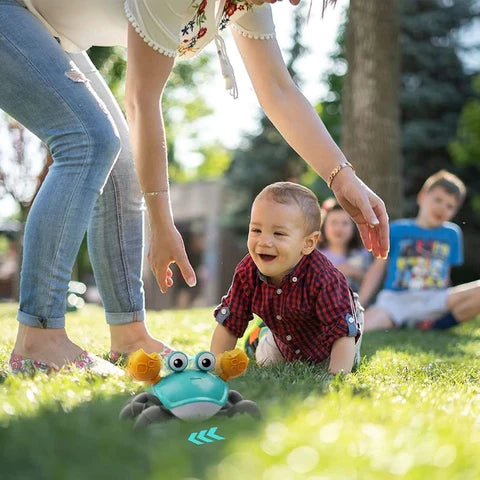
207, 427, 225, 441
188, 432, 203, 445
196, 429, 214, 443
188, 426, 225, 445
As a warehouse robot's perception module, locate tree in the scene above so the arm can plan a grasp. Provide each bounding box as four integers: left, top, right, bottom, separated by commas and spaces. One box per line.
341, 0, 402, 218
320, 0, 478, 215
224, 6, 310, 236
320, 0, 479, 281
400, 0, 477, 213
449, 74, 480, 213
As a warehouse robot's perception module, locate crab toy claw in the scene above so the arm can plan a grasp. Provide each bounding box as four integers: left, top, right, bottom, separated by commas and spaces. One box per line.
127, 349, 162, 385
216, 348, 249, 381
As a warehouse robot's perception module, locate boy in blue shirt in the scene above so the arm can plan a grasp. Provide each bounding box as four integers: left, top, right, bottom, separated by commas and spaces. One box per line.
360, 170, 480, 331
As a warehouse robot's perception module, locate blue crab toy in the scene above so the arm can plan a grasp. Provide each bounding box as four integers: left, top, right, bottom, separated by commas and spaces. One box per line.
120, 348, 261, 428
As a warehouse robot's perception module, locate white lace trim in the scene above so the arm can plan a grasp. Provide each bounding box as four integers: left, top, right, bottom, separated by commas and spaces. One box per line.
230, 24, 276, 40
124, 1, 177, 58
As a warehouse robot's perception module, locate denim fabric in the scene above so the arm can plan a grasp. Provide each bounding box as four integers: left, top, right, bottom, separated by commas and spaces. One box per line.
0, 0, 146, 328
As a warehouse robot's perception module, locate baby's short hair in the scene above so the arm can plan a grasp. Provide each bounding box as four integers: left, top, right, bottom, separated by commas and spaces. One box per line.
421, 170, 466, 206
256, 182, 321, 234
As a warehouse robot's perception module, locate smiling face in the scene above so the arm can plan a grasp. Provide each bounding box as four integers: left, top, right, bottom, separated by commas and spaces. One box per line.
322, 209, 355, 251
416, 186, 460, 228
247, 196, 319, 286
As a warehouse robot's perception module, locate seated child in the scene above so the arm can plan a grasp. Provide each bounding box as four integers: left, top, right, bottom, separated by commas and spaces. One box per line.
210, 182, 363, 375
360, 170, 480, 331
318, 198, 372, 293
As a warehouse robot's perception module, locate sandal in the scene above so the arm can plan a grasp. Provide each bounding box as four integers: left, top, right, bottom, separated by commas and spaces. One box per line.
9, 350, 124, 377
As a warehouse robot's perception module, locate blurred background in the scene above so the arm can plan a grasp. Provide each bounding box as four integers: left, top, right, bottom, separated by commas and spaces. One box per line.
0, 0, 479, 310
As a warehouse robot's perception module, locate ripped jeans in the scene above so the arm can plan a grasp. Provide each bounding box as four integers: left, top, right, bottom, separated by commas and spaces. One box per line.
0, 0, 146, 328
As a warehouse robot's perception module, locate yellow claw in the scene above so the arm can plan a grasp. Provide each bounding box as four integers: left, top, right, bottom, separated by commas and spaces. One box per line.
216, 348, 249, 381
127, 349, 162, 385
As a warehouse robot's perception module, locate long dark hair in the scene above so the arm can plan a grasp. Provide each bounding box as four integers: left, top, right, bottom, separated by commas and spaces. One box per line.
317, 199, 361, 253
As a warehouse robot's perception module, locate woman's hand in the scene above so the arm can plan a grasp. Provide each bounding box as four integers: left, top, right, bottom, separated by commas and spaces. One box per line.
148, 224, 196, 294
330, 168, 389, 259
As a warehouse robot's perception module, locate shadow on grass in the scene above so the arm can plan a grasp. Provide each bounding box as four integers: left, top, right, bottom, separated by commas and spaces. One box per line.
361, 317, 480, 360
0, 391, 268, 480
0, 361, 339, 480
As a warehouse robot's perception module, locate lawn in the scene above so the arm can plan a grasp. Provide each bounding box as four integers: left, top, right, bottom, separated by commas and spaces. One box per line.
1, 302, 479, 480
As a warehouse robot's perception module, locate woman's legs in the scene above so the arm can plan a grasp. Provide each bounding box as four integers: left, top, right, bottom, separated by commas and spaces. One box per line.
70, 53, 172, 356
0, 2, 120, 367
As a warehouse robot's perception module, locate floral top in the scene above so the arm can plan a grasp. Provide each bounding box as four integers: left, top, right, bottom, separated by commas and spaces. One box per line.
125, 0, 275, 59
125, 0, 276, 96
23, 0, 276, 96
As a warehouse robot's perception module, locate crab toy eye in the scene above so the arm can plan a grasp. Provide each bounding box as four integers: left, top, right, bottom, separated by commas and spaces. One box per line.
167, 351, 189, 372
195, 351, 216, 371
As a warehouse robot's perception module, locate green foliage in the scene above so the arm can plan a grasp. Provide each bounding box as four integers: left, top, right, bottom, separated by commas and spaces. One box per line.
450, 95, 480, 167
0, 235, 9, 256
315, 11, 348, 147
449, 74, 480, 214
1, 302, 480, 479
399, 0, 477, 211
88, 47, 127, 106
168, 142, 231, 183
449, 74, 480, 166
195, 143, 231, 180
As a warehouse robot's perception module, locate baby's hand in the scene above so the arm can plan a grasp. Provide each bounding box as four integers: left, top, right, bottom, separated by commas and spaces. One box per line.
216, 348, 249, 381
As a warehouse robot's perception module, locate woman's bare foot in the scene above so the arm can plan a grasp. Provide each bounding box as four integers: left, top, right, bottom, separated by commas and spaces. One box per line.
109, 321, 173, 356
12, 323, 85, 369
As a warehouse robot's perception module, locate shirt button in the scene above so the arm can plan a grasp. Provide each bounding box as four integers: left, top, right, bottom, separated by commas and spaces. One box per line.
349, 317, 354, 323
221, 308, 227, 315
276, 288, 282, 295
295, 349, 301, 354
286, 335, 292, 341
292, 276, 298, 283
276, 315, 282, 320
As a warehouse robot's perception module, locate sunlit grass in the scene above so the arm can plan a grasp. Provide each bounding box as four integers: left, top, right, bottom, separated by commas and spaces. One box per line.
1, 302, 479, 479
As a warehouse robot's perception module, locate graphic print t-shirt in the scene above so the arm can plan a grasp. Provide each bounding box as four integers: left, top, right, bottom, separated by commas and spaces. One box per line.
384, 219, 463, 291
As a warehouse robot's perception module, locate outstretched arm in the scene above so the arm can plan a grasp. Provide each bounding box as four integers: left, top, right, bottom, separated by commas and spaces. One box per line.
234, 33, 389, 258
125, 25, 196, 292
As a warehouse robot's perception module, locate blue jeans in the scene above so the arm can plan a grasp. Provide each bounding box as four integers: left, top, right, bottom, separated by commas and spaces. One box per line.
0, 0, 146, 328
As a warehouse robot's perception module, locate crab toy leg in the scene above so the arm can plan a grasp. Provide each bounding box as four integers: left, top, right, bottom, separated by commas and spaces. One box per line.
127, 349, 162, 385
216, 348, 249, 381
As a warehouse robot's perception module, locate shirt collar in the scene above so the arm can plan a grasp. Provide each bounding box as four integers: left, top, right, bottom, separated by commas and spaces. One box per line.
256, 254, 310, 286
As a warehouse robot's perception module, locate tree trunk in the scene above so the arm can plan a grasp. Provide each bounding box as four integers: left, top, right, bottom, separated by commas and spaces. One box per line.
342, 0, 403, 219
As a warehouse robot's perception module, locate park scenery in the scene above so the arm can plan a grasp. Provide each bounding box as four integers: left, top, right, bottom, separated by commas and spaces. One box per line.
1, 1, 480, 479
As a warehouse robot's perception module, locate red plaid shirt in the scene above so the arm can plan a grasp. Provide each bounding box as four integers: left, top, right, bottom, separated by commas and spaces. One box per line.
214, 249, 361, 363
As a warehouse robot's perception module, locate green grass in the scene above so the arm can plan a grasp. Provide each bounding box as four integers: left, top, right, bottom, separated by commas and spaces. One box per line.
1, 302, 480, 480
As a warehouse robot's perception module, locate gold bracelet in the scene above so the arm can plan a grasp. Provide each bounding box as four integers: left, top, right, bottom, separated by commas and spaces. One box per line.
142, 190, 169, 197
327, 161, 354, 189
